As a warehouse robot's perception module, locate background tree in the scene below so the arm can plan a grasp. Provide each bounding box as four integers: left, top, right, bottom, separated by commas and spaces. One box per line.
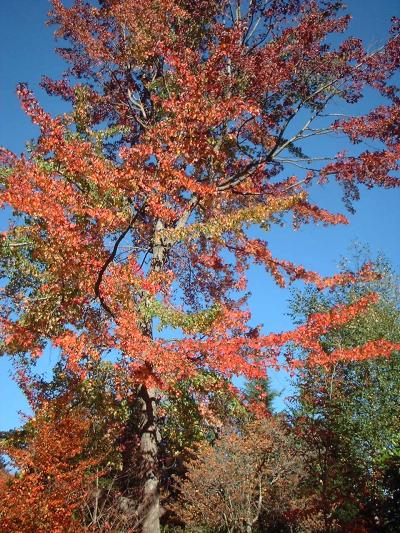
1, 1, 399, 530
244, 376, 277, 415
171, 416, 309, 532
288, 250, 400, 531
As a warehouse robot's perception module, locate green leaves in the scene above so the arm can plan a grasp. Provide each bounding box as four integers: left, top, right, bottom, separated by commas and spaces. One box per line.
289, 252, 400, 529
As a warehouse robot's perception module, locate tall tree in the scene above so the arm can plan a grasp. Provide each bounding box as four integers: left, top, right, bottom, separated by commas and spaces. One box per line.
1, 1, 399, 530
288, 252, 400, 531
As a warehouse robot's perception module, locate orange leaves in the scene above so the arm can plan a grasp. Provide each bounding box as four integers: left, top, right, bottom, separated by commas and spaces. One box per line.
175, 292, 399, 378
50, 0, 114, 63
338, 102, 400, 145
240, 239, 375, 290
1, 4, 399, 531
327, 339, 400, 363
17, 83, 63, 137
54, 330, 101, 375
322, 148, 400, 191
262, 293, 379, 347
1, 0, 399, 409
1, 320, 43, 359
0, 399, 101, 532
172, 417, 308, 531
293, 200, 349, 226
258, 293, 400, 367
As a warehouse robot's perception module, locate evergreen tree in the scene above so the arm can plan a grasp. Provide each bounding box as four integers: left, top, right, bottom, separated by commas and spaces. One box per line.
288, 250, 400, 531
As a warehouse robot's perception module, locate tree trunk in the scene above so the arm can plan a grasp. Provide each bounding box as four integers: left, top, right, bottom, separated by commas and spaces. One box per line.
127, 216, 180, 531
138, 385, 160, 533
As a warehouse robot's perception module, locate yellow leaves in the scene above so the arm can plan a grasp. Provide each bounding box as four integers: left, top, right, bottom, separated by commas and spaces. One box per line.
72, 86, 92, 135
138, 295, 221, 334
162, 194, 305, 244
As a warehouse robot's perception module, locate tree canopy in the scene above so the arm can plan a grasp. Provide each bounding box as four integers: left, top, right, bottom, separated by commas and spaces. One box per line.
0, 1, 399, 530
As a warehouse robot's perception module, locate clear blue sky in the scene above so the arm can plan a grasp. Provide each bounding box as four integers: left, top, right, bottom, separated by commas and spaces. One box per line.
1, 0, 399, 426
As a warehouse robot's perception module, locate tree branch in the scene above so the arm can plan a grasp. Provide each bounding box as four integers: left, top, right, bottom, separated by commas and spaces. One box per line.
94, 204, 145, 317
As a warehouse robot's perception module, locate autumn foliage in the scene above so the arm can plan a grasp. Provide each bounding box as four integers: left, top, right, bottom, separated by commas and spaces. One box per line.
0, 0, 399, 530
171, 416, 309, 532
0, 398, 100, 532
1, 0, 399, 384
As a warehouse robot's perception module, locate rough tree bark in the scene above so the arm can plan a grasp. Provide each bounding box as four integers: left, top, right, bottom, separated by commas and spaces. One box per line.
134, 210, 194, 531
134, 219, 167, 532
137, 385, 161, 533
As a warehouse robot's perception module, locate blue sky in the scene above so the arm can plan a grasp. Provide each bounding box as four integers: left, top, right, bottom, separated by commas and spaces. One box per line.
1, 0, 399, 426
